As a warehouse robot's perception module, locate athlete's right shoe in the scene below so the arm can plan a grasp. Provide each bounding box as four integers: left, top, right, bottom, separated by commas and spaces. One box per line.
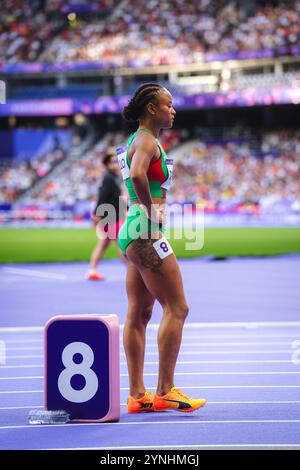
127, 391, 155, 413
153, 387, 207, 413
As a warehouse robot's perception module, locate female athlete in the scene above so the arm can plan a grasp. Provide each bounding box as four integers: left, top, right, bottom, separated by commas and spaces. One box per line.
118, 83, 206, 413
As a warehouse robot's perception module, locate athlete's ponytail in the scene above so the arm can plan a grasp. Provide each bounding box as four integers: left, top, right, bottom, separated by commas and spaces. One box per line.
122, 83, 164, 121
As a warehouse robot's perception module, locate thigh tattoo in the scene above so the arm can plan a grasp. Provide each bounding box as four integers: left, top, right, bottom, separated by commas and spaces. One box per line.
134, 233, 163, 274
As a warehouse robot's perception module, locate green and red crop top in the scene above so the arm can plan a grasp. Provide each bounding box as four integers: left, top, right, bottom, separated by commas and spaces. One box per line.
117, 129, 173, 203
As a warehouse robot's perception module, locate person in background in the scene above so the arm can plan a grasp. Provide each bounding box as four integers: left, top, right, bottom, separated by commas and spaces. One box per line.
86, 151, 127, 280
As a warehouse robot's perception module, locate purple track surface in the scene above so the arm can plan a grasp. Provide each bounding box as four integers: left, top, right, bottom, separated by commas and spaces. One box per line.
1, 256, 300, 449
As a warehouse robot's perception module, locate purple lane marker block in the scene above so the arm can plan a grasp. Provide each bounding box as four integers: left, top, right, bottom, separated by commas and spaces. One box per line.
44, 315, 120, 422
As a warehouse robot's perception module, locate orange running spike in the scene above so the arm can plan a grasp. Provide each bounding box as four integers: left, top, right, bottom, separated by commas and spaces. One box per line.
153, 387, 207, 413
127, 392, 156, 413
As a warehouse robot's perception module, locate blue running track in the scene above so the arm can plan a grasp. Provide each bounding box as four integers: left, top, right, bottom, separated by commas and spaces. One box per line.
1, 256, 300, 449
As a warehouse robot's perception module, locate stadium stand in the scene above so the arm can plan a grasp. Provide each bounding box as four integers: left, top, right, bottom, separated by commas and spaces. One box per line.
0, 126, 82, 202
2, 128, 298, 213
1, 1, 300, 67
1, 1, 299, 223
169, 130, 300, 207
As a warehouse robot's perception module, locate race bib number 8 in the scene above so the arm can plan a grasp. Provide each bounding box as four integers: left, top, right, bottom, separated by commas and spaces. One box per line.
153, 237, 173, 259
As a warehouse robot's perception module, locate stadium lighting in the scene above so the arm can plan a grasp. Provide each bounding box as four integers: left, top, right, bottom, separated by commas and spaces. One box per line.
55, 117, 69, 127
67, 12, 77, 21
74, 114, 86, 125
221, 69, 231, 80
8, 116, 16, 127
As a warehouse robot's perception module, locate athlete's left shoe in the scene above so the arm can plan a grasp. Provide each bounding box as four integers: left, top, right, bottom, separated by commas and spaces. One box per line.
127, 391, 155, 413
153, 387, 207, 413
85, 271, 105, 281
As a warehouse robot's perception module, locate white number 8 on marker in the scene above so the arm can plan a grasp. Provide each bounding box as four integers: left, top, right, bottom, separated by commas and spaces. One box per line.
58, 342, 99, 403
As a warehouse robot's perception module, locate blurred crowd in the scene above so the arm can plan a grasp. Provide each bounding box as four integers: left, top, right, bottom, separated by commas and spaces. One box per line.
1, 128, 299, 208
1, 0, 299, 66
0, 0, 117, 65
31, 133, 123, 205
170, 130, 300, 206
0, 0, 63, 64
0, 147, 66, 202
40, 0, 300, 66
27, 130, 181, 205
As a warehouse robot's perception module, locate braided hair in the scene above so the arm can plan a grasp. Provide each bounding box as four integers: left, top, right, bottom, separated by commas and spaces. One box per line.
122, 83, 164, 122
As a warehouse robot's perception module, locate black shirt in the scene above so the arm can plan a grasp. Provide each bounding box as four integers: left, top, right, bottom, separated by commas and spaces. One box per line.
94, 169, 125, 222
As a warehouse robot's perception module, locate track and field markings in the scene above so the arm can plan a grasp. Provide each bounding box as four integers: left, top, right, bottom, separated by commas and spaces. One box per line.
1, 419, 300, 431
2, 268, 67, 281
1, 385, 300, 395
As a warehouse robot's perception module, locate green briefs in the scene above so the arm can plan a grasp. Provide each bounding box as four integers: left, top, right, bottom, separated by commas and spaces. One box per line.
118, 204, 165, 254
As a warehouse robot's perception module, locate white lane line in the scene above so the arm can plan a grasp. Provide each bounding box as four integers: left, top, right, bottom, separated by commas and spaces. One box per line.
140, 359, 294, 364
0, 365, 44, 369
1, 385, 300, 395
1, 321, 300, 334
46, 444, 300, 450
196, 401, 300, 405
128, 371, 300, 376
0, 390, 44, 394
0, 340, 43, 344
6, 347, 44, 351
0, 406, 43, 410
1, 401, 300, 411
181, 342, 296, 347
138, 371, 300, 376
151, 321, 300, 330
1, 350, 293, 360
2, 268, 67, 281
1, 419, 300, 431
134, 385, 300, 390
4, 341, 298, 351
121, 350, 292, 356
0, 359, 295, 369
1, 355, 44, 359
2, 371, 300, 381
139, 385, 300, 390
180, 334, 300, 339
0, 376, 44, 380
2, 333, 300, 344
0, 327, 43, 334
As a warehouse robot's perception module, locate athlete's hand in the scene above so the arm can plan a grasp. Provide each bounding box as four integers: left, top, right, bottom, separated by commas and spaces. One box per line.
91, 214, 102, 226
147, 205, 166, 226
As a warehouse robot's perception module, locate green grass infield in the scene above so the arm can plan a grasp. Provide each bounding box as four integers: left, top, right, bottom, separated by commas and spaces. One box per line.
0, 227, 299, 264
